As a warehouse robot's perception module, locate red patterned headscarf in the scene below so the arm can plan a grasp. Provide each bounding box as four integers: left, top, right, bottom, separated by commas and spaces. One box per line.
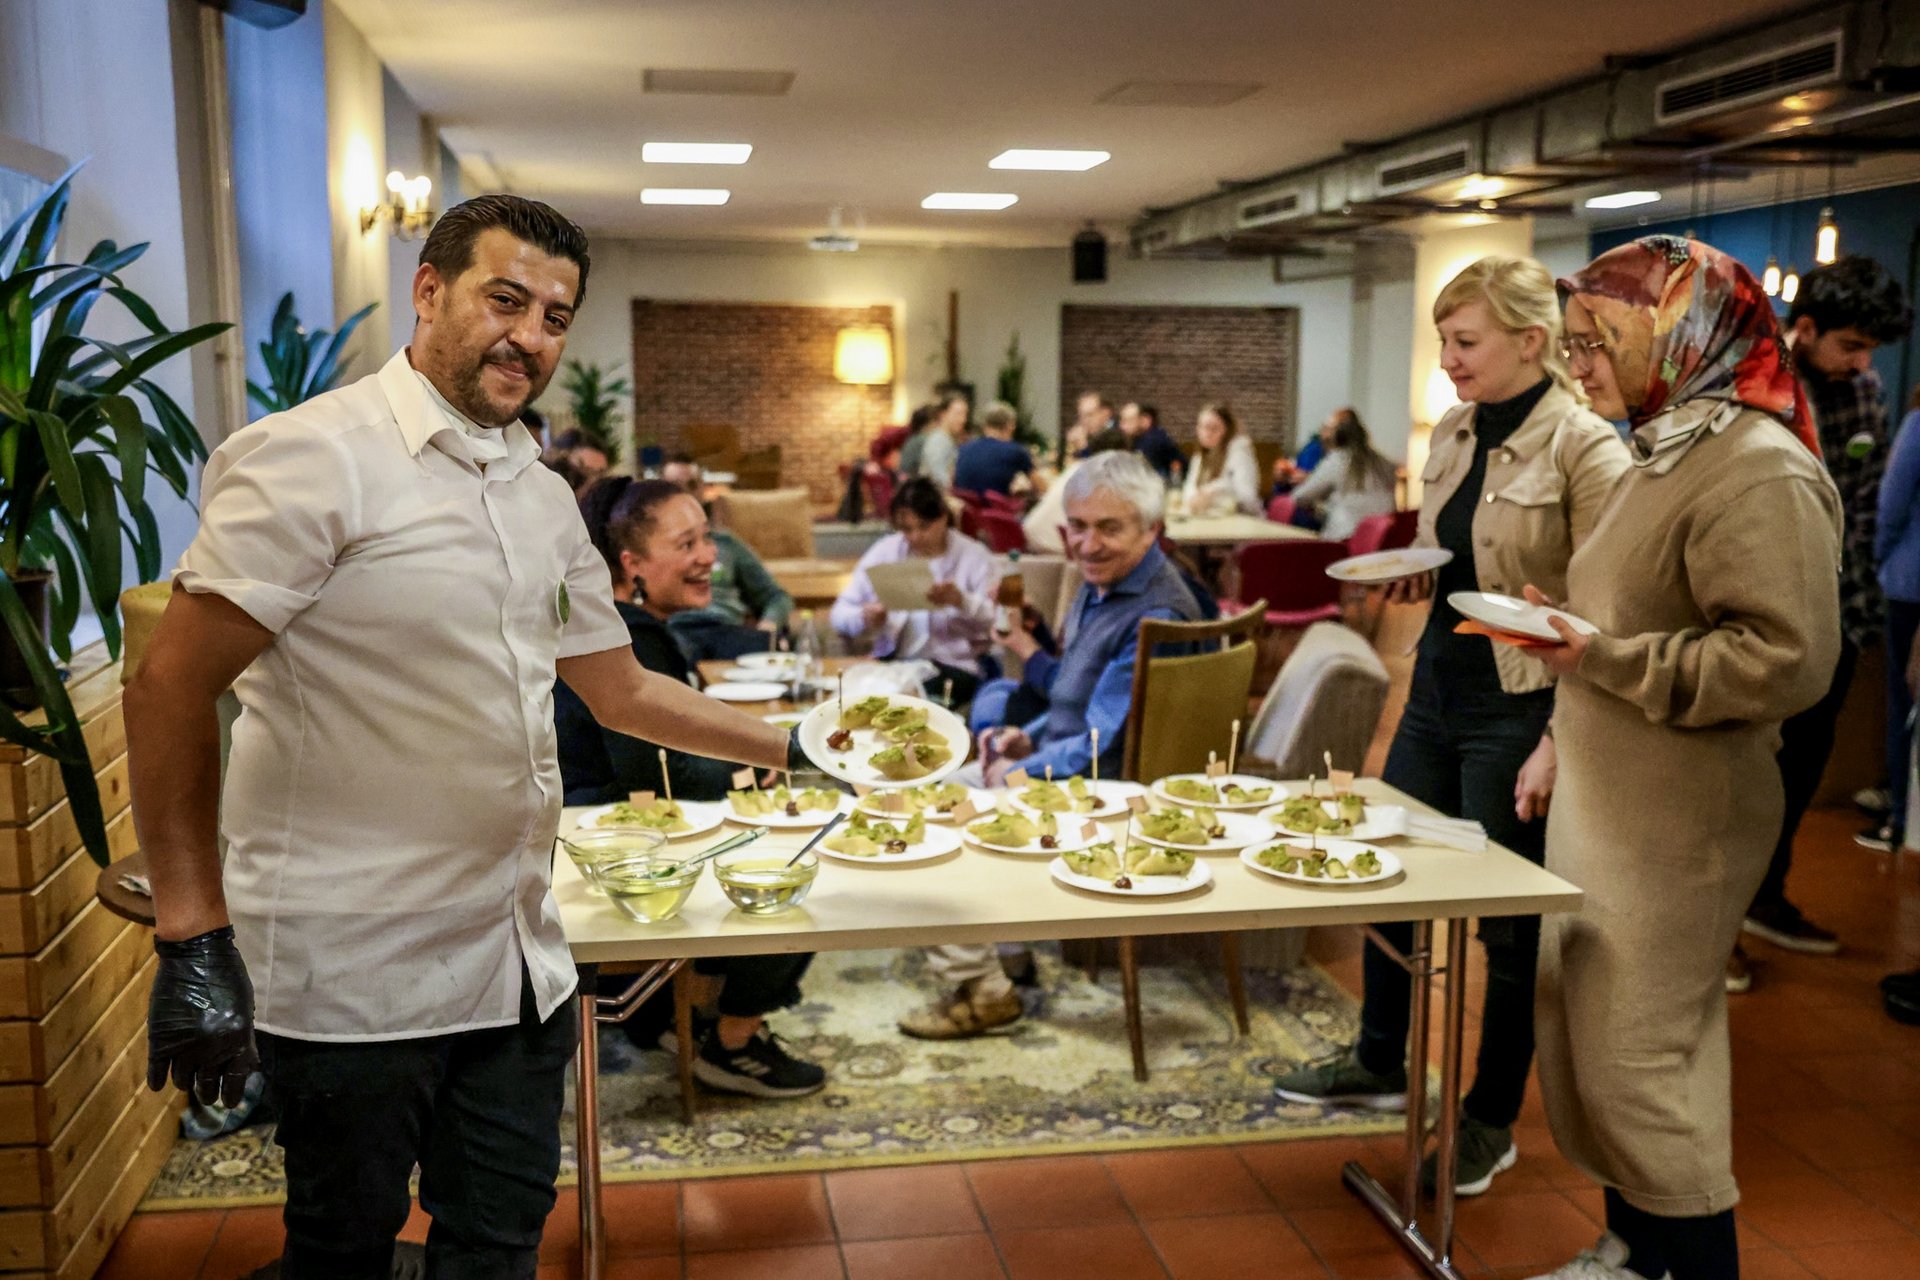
1558, 235, 1817, 455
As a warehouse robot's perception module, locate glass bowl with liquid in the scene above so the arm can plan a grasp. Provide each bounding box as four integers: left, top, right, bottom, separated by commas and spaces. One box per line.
713, 847, 818, 916
595, 850, 702, 924
560, 826, 669, 895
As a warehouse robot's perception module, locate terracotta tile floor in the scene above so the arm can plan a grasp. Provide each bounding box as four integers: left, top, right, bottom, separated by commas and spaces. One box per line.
98, 808, 1920, 1279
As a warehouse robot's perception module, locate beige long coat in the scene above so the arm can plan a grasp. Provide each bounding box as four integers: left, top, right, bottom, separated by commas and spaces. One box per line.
1534, 408, 1841, 1217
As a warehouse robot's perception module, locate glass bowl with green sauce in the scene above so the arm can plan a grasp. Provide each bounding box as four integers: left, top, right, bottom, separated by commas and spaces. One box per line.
595, 849, 702, 923
713, 848, 818, 915
560, 826, 669, 895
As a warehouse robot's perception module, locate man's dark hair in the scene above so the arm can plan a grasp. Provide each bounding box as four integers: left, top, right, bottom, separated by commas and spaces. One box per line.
890, 476, 951, 525
1134, 402, 1158, 427
906, 404, 937, 433
418, 194, 592, 306
1788, 255, 1913, 344
935, 390, 969, 413
665, 451, 697, 466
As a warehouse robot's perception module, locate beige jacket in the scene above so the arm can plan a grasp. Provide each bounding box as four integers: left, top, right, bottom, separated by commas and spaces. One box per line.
1417, 382, 1630, 694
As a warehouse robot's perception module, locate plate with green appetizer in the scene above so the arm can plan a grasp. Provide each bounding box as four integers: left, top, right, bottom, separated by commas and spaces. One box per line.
1258, 793, 1407, 842
1150, 773, 1284, 810
816, 809, 963, 865
1049, 842, 1213, 897
855, 781, 997, 822
1242, 838, 1402, 886
725, 784, 852, 828
964, 807, 1100, 856
799, 693, 969, 789
1006, 775, 1148, 819
577, 797, 727, 840
1131, 804, 1270, 852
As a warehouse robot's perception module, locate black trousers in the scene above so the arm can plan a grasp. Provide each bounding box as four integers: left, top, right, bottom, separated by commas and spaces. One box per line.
259, 974, 577, 1280
1751, 638, 1857, 913
1886, 602, 1919, 830
606, 952, 814, 1043
1357, 668, 1551, 1130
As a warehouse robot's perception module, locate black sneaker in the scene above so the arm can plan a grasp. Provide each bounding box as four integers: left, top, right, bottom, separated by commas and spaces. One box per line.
1856, 824, 1900, 853
1419, 1115, 1518, 1198
1855, 786, 1892, 817
1883, 973, 1920, 1027
1742, 901, 1840, 955
1272, 1048, 1408, 1111
694, 1025, 826, 1098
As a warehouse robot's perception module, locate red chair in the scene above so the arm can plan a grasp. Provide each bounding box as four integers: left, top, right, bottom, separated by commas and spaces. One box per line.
951, 487, 984, 508
1345, 514, 1393, 556
1266, 494, 1296, 525
1234, 541, 1350, 628
976, 508, 1028, 554
1384, 508, 1420, 549
957, 502, 983, 539
862, 467, 896, 521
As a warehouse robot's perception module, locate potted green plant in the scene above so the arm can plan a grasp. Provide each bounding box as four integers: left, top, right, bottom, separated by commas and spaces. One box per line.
558, 358, 630, 463
996, 331, 1048, 453
246, 292, 377, 415
0, 164, 227, 866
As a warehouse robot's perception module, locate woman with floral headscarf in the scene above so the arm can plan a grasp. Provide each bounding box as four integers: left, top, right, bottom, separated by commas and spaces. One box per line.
1520, 237, 1841, 1280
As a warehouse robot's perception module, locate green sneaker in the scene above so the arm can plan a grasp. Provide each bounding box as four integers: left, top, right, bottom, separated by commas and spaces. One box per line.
1420, 1115, 1518, 1197
1272, 1048, 1408, 1111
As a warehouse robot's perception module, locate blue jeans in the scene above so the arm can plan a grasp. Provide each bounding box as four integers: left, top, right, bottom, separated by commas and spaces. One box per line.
1356, 669, 1551, 1129
1888, 601, 1919, 831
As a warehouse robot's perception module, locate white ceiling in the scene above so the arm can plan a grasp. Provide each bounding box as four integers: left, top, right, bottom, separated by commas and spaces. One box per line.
336, 0, 1812, 249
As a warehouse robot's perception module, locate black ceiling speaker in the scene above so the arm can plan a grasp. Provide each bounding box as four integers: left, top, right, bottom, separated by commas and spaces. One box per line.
1072, 225, 1107, 284
199, 0, 307, 29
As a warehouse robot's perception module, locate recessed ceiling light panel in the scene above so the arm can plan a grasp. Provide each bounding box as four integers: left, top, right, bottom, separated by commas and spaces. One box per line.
642, 143, 752, 165
922, 192, 1019, 210
989, 149, 1110, 171
642, 68, 794, 96
641, 188, 731, 205
1585, 190, 1662, 210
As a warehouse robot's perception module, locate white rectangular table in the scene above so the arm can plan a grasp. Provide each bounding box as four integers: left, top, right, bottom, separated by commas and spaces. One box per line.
558, 778, 1582, 1280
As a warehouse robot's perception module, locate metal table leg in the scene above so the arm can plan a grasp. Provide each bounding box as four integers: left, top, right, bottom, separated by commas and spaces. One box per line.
1343, 918, 1471, 1280
576, 959, 686, 1280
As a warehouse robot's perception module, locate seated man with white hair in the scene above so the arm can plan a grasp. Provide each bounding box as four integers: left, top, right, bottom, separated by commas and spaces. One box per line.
898, 451, 1202, 1040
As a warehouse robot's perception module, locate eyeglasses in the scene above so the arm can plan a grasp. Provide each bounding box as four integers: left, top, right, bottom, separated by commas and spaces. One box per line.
1558, 334, 1609, 367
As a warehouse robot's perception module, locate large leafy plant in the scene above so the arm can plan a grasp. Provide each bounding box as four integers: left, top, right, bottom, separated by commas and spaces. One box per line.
246, 292, 376, 415
0, 164, 227, 866
558, 358, 630, 462
995, 331, 1047, 453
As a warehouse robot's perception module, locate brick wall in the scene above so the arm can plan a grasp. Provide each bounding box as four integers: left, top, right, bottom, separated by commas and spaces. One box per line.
1059, 304, 1299, 449
630, 300, 895, 504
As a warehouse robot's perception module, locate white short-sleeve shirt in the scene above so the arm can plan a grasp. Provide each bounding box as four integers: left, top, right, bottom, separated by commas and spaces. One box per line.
174, 350, 629, 1041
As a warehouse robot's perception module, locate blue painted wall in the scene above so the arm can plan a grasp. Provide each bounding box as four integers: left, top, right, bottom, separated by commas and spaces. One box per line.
1590, 181, 1920, 413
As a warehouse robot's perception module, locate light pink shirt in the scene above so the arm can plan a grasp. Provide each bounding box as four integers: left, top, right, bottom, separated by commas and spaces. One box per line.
830, 530, 999, 672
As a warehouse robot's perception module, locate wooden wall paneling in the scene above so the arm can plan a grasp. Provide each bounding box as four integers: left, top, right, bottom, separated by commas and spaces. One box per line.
0, 815, 141, 958
0, 956, 155, 1149
0, 904, 134, 1019
0, 914, 148, 1084
0, 755, 131, 892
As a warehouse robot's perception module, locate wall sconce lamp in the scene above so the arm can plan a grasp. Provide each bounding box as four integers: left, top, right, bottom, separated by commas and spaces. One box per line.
1762, 255, 1783, 297
362, 171, 436, 239
1814, 207, 1839, 265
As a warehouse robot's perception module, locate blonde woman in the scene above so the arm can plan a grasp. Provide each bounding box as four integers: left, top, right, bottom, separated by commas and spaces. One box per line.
1276, 255, 1629, 1198
1181, 403, 1261, 515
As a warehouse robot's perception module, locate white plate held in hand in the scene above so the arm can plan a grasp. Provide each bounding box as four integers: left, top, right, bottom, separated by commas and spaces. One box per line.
706, 681, 791, 702
1448, 591, 1598, 643
797, 694, 970, 789
1327, 547, 1452, 584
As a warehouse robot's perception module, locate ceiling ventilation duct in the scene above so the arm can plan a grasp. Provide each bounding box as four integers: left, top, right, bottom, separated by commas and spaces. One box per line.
1654, 31, 1845, 126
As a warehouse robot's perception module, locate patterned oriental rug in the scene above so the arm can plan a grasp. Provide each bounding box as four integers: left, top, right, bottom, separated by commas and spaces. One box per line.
141, 947, 1401, 1209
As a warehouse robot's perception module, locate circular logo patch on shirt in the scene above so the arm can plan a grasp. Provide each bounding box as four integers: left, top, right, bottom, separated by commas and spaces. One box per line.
556, 582, 571, 626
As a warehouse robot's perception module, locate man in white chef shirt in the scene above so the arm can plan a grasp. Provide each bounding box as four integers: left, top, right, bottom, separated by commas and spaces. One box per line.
125, 195, 797, 1279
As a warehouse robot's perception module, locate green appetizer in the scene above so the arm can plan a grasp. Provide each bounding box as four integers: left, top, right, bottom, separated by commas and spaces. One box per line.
869, 741, 954, 781
596, 798, 691, 833
1063, 841, 1195, 883
1139, 805, 1226, 847
967, 808, 1059, 848
838, 695, 891, 730
823, 810, 927, 857
1270, 796, 1354, 836
1254, 844, 1382, 879
1019, 775, 1097, 813
728, 785, 840, 819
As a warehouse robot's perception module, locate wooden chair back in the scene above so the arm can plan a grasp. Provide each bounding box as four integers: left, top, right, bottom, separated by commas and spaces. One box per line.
711, 487, 815, 559
1122, 603, 1265, 782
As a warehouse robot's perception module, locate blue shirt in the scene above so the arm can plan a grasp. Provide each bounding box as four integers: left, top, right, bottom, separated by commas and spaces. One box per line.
1133, 424, 1185, 482
1878, 409, 1920, 605
1014, 544, 1201, 778
952, 435, 1034, 497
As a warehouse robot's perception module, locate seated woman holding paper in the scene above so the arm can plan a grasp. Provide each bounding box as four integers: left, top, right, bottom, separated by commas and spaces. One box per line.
829, 477, 1001, 707
556, 476, 824, 1099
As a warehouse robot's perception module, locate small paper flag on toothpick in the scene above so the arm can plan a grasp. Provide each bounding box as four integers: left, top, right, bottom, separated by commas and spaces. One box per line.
732, 767, 756, 790
658, 750, 674, 805
1006, 767, 1031, 788
951, 799, 981, 824
628, 790, 656, 807
879, 791, 908, 813
1206, 750, 1226, 779
1331, 768, 1356, 790
1126, 795, 1150, 815
1080, 820, 1098, 841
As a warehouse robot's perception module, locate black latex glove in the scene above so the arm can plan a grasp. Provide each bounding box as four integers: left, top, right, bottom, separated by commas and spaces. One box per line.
787, 725, 811, 773
148, 926, 259, 1108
